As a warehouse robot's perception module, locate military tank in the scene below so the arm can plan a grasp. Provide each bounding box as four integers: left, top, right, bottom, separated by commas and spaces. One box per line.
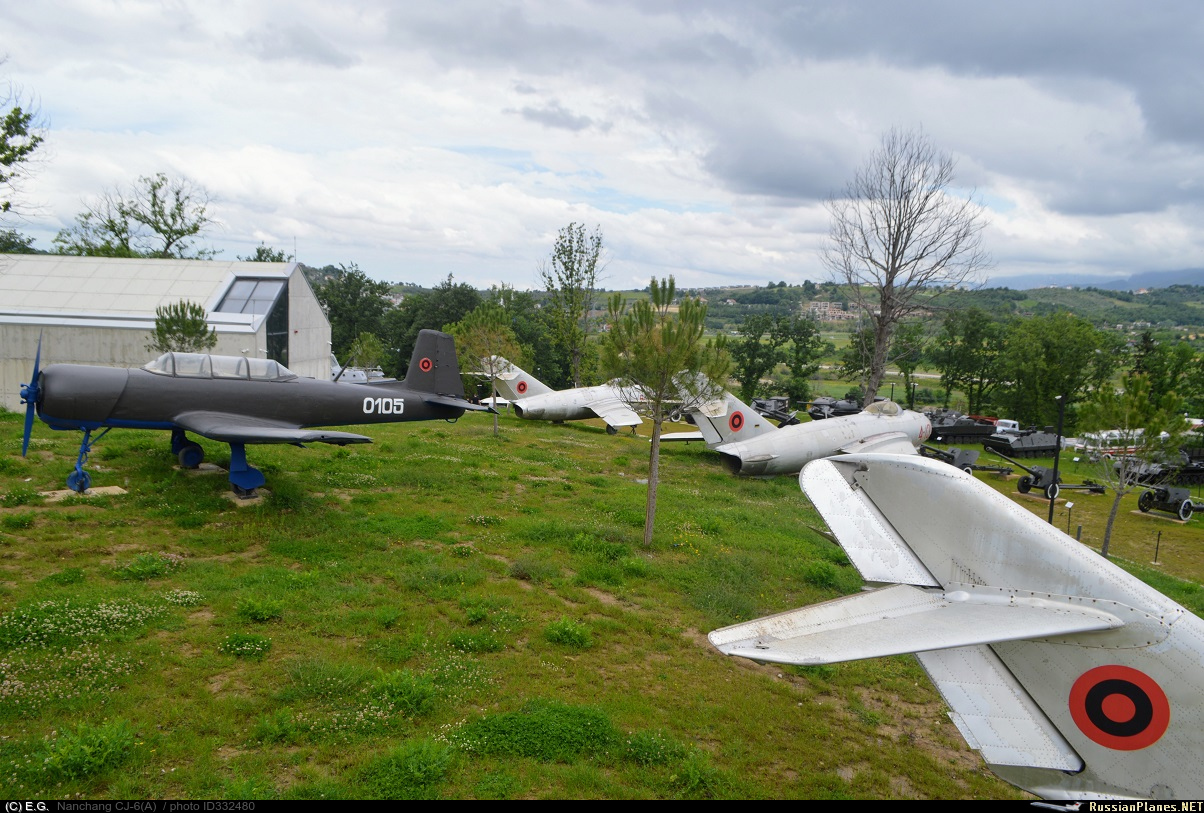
808, 396, 863, 421
925, 409, 999, 444
981, 427, 1063, 458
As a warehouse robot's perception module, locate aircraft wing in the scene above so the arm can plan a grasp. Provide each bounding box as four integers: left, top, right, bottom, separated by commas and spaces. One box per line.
708, 583, 1123, 665
174, 411, 372, 445
837, 430, 918, 456
588, 399, 643, 427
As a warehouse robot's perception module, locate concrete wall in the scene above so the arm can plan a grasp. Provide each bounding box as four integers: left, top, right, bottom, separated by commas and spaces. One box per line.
286, 269, 332, 381
0, 265, 332, 411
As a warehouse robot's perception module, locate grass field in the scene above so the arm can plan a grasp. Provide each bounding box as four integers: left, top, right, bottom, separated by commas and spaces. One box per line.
1, 407, 1200, 800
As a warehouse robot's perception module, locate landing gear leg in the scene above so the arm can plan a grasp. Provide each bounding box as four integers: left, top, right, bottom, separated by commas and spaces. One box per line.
171, 429, 205, 468
67, 427, 110, 493
227, 443, 266, 498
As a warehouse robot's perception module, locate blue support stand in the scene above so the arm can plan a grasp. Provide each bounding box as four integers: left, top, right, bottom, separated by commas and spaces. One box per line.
227, 443, 265, 497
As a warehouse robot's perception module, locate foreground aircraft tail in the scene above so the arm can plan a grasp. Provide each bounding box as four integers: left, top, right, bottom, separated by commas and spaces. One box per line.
687, 389, 780, 447
709, 453, 1204, 800
402, 330, 491, 411
484, 356, 554, 401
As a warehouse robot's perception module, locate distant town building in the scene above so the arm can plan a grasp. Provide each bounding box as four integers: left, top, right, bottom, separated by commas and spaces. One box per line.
805, 301, 856, 321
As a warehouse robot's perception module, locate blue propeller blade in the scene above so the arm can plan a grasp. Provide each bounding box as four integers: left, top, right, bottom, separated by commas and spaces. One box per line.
20, 335, 42, 457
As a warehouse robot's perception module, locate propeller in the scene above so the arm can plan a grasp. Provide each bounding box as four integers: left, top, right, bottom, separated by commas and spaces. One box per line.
19, 334, 42, 456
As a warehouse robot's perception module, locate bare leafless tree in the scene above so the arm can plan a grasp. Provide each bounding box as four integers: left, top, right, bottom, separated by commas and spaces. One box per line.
823, 127, 990, 405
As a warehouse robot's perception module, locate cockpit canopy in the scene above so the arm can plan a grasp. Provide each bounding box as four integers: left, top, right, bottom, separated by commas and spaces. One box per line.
144, 352, 297, 382
863, 400, 902, 417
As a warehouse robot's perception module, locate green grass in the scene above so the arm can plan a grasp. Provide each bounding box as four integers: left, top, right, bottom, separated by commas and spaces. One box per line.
7, 408, 1201, 798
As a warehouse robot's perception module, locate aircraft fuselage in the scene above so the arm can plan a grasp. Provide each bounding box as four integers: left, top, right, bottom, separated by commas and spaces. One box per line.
716, 408, 932, 476
36, 365, 463, 436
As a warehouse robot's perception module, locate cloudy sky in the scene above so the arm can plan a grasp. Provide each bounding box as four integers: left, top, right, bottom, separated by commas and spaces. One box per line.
4, 1, 1203, 291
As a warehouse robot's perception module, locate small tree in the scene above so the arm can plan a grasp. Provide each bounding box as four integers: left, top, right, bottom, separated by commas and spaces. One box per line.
539, 223, 603, 388
147, 300, 217, 354
602, 276, 730, 547
347, 332, 385, 370
823, 127, 990, 404
1, 85, 46, 216
1078, 374, 1190, 558
239, 243, 293, 263
447, 302, 521, 436
54, 173, 217, 259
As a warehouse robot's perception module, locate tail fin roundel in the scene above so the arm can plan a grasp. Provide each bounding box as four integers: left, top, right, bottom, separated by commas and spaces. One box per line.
404, 330, 468, 398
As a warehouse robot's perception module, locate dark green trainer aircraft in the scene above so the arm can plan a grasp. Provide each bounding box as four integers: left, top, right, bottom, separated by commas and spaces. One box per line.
20, 329, 489, 496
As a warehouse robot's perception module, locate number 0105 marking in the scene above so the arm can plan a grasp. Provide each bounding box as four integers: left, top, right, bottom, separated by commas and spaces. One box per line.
363, 397, 404, 415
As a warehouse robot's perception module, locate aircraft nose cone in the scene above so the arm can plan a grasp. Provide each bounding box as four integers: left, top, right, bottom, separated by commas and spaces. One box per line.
19, 380, 37, 404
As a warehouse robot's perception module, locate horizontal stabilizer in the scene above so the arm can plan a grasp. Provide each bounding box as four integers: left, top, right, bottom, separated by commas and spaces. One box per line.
175, 412, 372, 445
708, 583, 1122, 665
660, 431, 705, 442
837, 430, 918, 456
422, 394, 493, 412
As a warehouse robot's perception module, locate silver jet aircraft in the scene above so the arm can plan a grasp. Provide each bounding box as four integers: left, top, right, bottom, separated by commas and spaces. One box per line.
710, 453, 1204, 800
485, 356, 644, 434
680, 389, 931, 476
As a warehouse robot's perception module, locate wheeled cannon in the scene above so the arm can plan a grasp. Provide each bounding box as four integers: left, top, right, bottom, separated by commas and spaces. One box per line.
990, 451, 1107, 500
1137, 486, 1194, 521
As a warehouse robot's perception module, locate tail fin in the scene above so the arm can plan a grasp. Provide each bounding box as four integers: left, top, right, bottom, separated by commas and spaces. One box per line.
403, 330, 468, 398
485, 356, 553, 400
687, 390, 780, 446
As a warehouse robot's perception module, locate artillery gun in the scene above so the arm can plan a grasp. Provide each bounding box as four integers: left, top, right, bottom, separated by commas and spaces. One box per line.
919, 444, 1014, 476
751, 396, 802, 427
990, 451, 1106, 500
1137, 485, 1194, 521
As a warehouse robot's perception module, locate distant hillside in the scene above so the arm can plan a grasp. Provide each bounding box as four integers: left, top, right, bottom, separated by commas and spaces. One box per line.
987, 268, 1204, 291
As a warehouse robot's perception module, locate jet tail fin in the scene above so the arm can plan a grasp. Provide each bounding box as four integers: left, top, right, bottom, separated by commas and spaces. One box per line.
688, 390, 780, 446
485, 356, 554, 400
403, 330, 469, 398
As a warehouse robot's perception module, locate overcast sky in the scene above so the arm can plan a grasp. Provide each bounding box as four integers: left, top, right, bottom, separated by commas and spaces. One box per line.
4, 1, 1203, 291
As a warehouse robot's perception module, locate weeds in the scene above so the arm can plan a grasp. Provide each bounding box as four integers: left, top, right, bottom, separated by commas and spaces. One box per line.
235, 596, 285, 623
113, 552, 185, 581
543, 617, 592, 650
219, 633, 272, 659
13, 719, 135, 782
360, 739, 453, 800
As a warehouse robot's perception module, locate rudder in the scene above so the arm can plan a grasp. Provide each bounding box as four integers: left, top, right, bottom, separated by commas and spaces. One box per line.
404, 330, 468, 398
486, 356, 553, 400
688, 391, 780, 446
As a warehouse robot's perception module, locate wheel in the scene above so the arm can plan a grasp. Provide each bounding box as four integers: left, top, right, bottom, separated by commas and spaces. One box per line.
1017, 475, 1032, 494
1179, 499, 1193, 522
1045, 483, 1060, 500
178, 443, 205, 469
66, 470, 91, 493
1138, 490, 1154, 513
605, 424, 618, 436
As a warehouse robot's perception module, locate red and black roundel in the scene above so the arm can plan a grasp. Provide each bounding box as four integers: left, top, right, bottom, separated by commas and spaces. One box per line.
516, 380, 528, 394
728, 411, 745, 432
418, 357, 433, 373
1069, 665, 1169, 751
